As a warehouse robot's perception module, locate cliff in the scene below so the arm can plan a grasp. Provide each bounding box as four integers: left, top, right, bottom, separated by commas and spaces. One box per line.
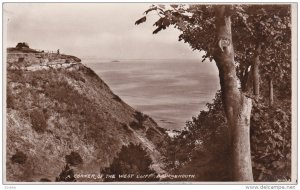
6, 49, 167, 182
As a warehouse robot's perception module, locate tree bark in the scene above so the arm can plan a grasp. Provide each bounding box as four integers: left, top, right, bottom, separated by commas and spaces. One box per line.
213, 5, 253, 181
269, 77, 273, 106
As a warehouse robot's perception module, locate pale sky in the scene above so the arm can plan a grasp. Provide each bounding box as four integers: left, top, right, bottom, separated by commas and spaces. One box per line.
4, 3, 203, 60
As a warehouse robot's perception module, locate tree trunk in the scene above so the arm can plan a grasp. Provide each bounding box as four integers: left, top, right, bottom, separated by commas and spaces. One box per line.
269, 77, 273, 106
213, 5, 253, 181
253, 58, 260, 97
253, 45, 261, 98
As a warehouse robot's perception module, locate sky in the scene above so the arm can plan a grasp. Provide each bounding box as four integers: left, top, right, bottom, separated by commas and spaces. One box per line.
3, 3, 203, 60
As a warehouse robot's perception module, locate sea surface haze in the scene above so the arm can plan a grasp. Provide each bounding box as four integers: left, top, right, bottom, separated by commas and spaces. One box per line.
83, 58, 220, 130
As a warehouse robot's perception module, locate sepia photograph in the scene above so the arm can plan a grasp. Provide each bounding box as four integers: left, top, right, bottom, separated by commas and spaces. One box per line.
2, 2, 297, 186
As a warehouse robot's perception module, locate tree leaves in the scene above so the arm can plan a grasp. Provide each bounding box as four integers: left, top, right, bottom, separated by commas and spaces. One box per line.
153, 26, 166, 34
135, 16, 146, 25
177, 19, 187, 31
137, 4, 291, 86
251, 103, 291, 181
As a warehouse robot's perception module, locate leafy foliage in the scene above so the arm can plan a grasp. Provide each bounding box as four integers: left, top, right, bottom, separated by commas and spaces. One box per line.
251, 103, 291, 181
161, 92, 230, 181
101, 143, 157, 181
161, 90, 291, 181
55, 164, 76, 182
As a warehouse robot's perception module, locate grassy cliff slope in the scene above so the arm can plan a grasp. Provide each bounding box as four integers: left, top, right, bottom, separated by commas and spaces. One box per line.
6, 49, 167, 182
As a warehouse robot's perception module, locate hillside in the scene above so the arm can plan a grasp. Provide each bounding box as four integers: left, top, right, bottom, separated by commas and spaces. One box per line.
6, 49, 167, 182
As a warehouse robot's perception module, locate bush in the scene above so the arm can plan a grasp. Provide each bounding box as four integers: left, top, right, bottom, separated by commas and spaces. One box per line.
101, 143, 157, 181
134, 111, 146, 123
129, 111, 147, 130
30, 109, 47, 133
55, 164, 76, 182
16, 42, 29, 49
65, 151, 83, 166
11, 151, 27, 164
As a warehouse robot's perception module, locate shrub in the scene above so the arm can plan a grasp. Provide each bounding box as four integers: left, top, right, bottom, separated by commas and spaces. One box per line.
11, 151, 27, 164
101, 143, 157, 181
16, 42, 29, 49
65, 152, 83, 166
134, 111, 146, 123
129, 111, 147, 130
30, 109, 47, 133
55, 164, 76, 182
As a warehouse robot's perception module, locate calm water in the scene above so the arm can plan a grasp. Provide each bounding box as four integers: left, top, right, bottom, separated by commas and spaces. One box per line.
83, 58, 220, 130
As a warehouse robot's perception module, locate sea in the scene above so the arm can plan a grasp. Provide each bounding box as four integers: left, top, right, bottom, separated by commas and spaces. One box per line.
83, 58, 220, 130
